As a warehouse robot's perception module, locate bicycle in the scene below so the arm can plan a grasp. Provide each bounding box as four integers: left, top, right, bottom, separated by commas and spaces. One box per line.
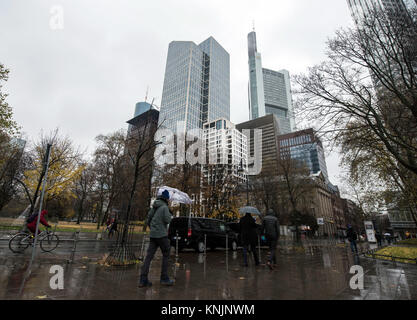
103, 224, 119, 239
9, 228, 60, 253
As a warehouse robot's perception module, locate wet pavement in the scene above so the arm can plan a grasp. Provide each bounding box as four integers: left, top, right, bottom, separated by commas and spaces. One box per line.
1, 238, 416, 300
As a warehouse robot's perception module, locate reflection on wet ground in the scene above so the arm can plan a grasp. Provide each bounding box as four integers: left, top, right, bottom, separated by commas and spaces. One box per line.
1, 240, 416, 300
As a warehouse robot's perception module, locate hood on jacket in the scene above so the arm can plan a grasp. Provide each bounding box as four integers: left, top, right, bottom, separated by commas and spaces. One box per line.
153, 198, 168, 209
41, 210, 47, 216
266, 209, 275, 216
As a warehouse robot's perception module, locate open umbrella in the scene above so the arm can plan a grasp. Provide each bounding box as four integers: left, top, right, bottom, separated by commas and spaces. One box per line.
239, 206, 261, 215
156, 186, 193, 204
384, 233, 391, 236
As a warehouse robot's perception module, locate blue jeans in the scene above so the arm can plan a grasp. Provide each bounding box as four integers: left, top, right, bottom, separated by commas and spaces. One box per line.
140, 237, 171, 282
350, 240, 358, 253
243, 242, 259, 266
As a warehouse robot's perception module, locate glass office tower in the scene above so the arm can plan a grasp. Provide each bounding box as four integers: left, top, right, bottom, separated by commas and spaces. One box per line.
263, 68, 295, 134
247, 31, 295, 134
347, 0, 410, 23
158, 37, 230, 134
248, 31, 266, 121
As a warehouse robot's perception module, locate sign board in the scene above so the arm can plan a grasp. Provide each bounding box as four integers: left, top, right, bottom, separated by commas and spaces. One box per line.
317, 218, 324, 225
364, 221, 376, 243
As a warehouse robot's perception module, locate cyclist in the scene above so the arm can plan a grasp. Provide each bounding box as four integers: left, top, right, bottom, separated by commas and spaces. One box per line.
108, 217, 118, 238
27, 209, 51, 235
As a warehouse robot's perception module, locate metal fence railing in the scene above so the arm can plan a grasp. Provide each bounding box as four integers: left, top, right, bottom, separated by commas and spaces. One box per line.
364, 247, 417, 265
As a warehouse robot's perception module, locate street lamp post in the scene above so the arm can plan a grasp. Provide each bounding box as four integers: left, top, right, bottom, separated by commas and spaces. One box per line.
239, 159, 249, 206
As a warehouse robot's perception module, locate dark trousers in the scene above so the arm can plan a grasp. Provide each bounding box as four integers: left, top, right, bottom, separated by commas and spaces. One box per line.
267, 236, 278, 264
243, 242, 259, 266
140, 237, 171, 282
349, 240, 358, 253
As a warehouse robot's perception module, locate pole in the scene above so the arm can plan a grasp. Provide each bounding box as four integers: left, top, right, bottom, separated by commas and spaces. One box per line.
226, 233, 228, 272
204, 234, 207, 279
30, 143, 52, 263
257, 234, 261, 264
19, 144, 52, 296
246, 176, 249, 206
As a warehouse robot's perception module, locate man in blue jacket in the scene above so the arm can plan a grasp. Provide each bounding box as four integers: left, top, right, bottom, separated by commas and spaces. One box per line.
139, 190, 174, 287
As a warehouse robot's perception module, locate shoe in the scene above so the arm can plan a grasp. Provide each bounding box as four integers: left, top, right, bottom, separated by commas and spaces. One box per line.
138, 280, 152, 288
160, 279, 175, 286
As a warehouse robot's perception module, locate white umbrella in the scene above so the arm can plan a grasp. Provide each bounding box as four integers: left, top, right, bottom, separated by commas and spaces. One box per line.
239, 206, 261, 215
384, 233, 391, 236
157, 186, 193, 204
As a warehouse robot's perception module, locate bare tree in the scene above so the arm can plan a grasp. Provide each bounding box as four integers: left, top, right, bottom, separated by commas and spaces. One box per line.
73, 163, 96, 224
106, 110, 162, 264
20, 129, 83, 221
294, 7, 417, 176
92, 130, 126, 227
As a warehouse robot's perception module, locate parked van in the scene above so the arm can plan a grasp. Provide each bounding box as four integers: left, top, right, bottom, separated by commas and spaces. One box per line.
168, 217, 239, 253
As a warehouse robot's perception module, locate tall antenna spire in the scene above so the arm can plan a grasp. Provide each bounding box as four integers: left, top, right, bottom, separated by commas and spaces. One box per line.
145, 86, 149, 103
252, 20, 255, 32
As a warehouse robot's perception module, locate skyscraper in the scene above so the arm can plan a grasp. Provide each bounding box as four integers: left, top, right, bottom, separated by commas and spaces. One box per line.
248, 31, 266, 121
247, 31, 295, 134
158, 37, 230, 134
277, 129, 330, 183
347, 0, 410, 23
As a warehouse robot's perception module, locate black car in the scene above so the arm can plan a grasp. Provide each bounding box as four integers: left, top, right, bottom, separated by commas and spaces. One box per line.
168, 217, 239, 253
226, 222, 268, 247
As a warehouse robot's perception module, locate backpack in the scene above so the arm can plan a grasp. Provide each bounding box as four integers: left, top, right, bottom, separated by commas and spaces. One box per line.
26, 213, 38, 224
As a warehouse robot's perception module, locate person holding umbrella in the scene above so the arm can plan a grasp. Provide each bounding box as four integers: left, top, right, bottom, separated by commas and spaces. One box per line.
239, 208, 260, 267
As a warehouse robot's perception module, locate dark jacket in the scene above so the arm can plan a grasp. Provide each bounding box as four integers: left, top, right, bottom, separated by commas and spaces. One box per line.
263, 211, 280, 239
239, 213, 258, 245
147, 197, 172, 238
346, 228, 357, 242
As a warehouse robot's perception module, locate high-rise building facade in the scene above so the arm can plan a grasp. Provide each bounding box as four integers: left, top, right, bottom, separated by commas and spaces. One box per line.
158, 37, 230, 134
347, 0, 410, 23
248, 31, 266, 121
277, 129, 329, 183
247, 31, 295, 134
202, 118, 248, 183
237, 114, 281, 176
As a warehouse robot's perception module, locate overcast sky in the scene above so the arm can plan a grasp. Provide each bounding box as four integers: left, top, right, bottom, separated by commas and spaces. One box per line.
0, 0, 355, 191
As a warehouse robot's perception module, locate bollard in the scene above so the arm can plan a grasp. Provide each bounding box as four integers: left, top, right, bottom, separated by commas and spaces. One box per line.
226, 233, 228, 272
174, 231, 179, 280
176, 231, 179, 260
204, 234, 207, 279
258, 235, 261, 264
68, 231, 79, 264
139, 233, 146, 261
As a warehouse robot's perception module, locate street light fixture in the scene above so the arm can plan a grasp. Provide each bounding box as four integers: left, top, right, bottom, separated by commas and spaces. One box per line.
238, 159, 249, 206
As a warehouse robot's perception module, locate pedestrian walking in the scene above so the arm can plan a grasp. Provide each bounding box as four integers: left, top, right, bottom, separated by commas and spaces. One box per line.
262, 209, 280, 270
346, 224, 358, 254
375, 231, 382, 247
138, 190, 174, 287
239, 212, 260, 267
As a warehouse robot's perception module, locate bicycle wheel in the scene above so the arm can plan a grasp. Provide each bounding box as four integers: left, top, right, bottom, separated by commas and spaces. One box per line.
9, 233, 31, 253
40, 233, 59, 252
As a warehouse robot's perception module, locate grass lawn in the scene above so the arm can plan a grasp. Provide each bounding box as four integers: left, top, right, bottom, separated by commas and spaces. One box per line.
367, 246, 417, 264
0, 217, 148, 235
397, 238, 417, 246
